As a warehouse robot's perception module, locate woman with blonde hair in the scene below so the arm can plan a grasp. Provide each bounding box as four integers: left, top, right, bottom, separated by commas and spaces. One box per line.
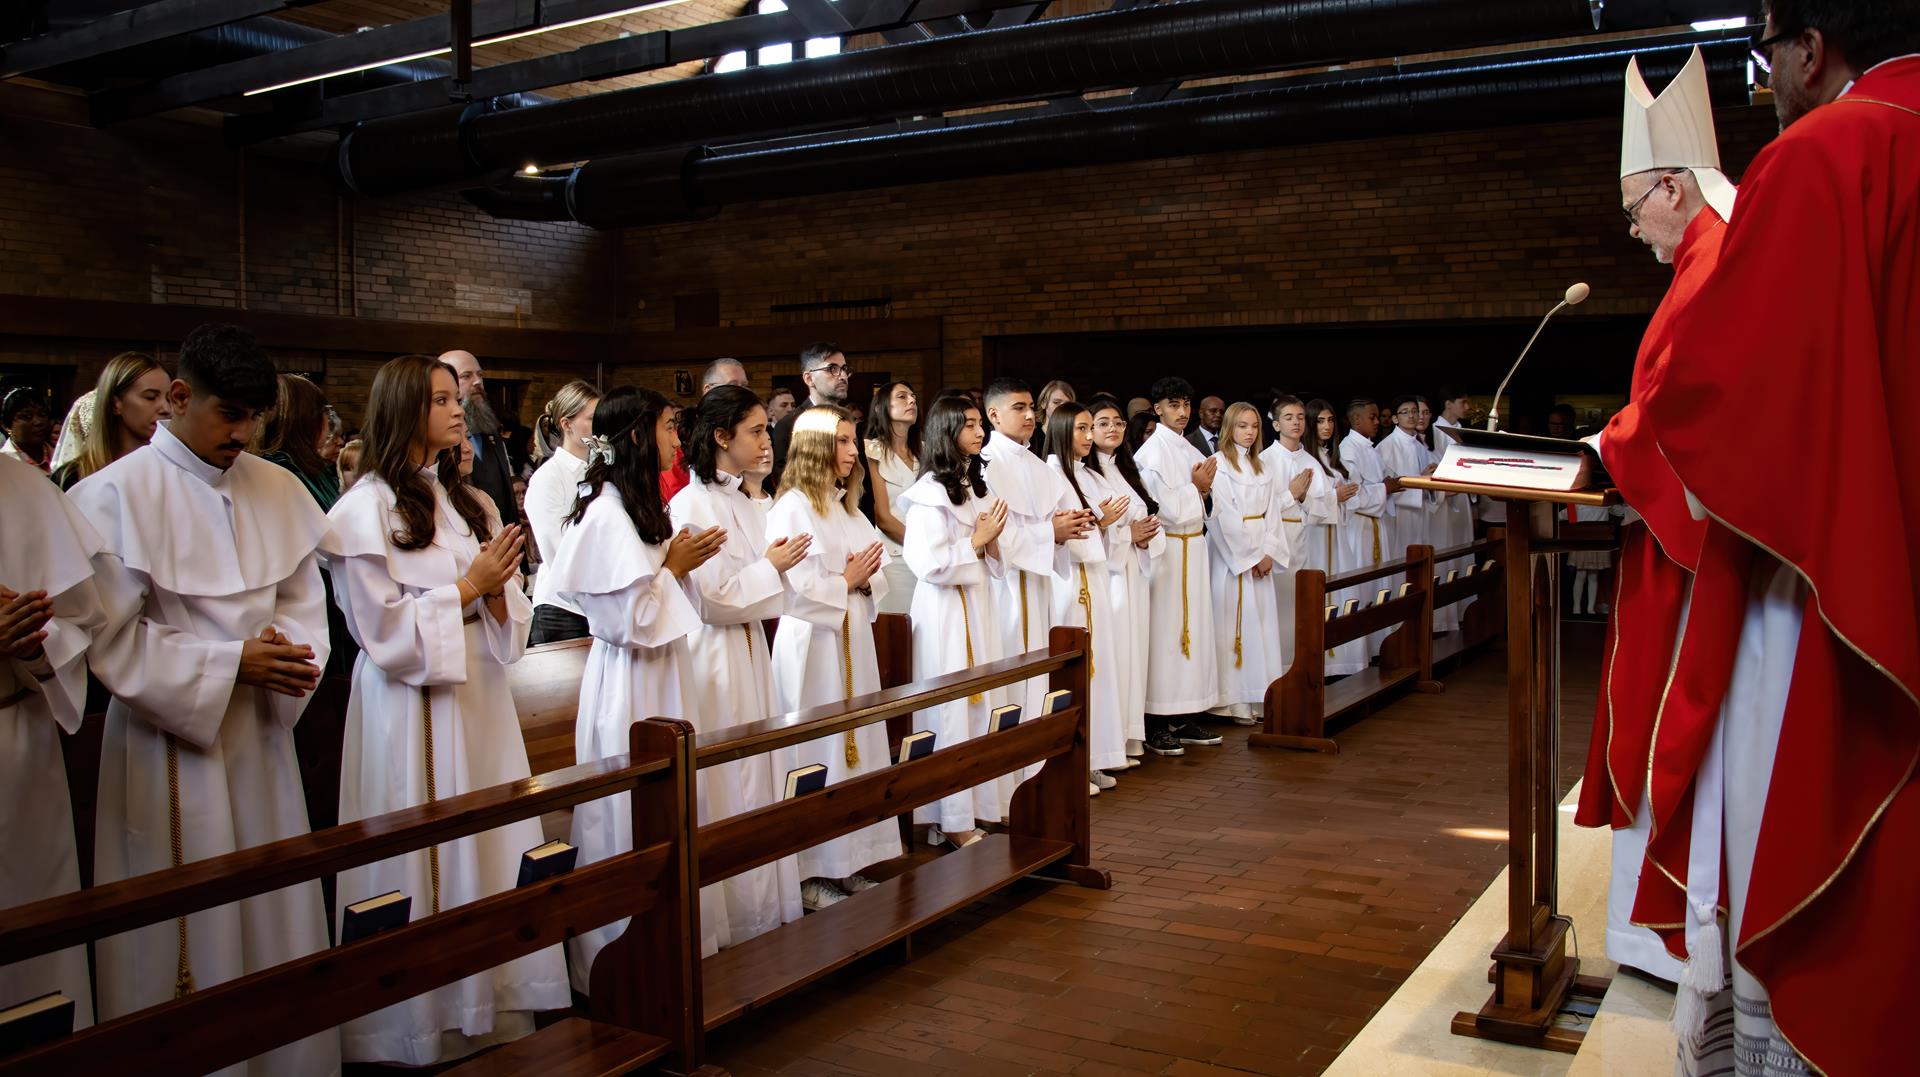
1031, 378, 1076, 457
767, 406, 901, 910
525, 379, 600, 643
1206, 401, 1290, 723
54, 352, 171, 489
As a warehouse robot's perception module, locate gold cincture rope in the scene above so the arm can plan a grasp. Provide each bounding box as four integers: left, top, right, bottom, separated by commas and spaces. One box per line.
1167, 531, 1203, 657
1076, 565, 1096, 680
840, 611, 859, 768
166, 734, 193, 998
959, 587, 982, 705
421, 688, 442, 915
1235, 513, 1267, 669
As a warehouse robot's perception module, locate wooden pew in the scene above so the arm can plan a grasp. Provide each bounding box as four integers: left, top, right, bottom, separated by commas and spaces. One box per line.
693, 626, 1107, 1033
1429, 537, 1505, 669
1250, 544, 1442, 754
2, 719, 706, 1077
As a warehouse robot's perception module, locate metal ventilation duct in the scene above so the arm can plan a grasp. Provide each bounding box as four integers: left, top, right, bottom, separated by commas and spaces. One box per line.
464, 35, 1750, 229
339, 0, 1599, 198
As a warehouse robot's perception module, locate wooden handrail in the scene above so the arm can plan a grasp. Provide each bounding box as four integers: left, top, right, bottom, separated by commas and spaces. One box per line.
700, 706, 1081, 884
1325, 549, 1428, 592
0, 847, 669, 1077
1433, 536, 1499, 563
694, 644, 1082, 767
0, 739, 674, 966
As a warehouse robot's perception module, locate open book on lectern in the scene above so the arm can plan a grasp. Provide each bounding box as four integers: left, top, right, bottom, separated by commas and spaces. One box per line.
1433, 426, 1612, 492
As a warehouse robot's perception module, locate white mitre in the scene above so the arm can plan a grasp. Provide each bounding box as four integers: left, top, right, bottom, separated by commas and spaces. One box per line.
1620, 45, 1738, 222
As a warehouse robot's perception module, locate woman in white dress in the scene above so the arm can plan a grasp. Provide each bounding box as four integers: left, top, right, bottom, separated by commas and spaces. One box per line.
546, 386, 727, 987
901, 392, 1008, 847
767, 406, 902, 911
524, 379, 598, 644
1301, 401, 1354, 582
323, 353, 568, 1065
667, 385, 808, 942
1206, 403, 1290, 722
1086, 395, 1162, 764
1260, 396, 1340, 673
1043, 402, 1130, 783
1306, 400, 1372, 676
862, 380, 920, 615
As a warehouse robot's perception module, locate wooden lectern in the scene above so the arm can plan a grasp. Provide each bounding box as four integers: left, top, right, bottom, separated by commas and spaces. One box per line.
1401, 476, 1618, 1053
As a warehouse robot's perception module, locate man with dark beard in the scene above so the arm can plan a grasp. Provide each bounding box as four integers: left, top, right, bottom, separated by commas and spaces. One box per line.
440, 349, 520, 526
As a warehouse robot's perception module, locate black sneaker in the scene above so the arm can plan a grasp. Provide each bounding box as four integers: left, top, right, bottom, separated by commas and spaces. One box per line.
1175, 722, 1223, 746
1145, 727, 1186, 756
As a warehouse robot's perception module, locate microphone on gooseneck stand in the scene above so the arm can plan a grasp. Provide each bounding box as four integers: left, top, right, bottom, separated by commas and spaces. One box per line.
1487, 282, 1590, 432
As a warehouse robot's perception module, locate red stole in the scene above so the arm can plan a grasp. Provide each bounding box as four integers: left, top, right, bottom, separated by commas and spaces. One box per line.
1642, 58, 1920, 1077
1574, 209, 1725, 832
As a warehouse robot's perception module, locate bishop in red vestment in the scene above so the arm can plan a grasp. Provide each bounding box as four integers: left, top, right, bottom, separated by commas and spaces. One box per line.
1638, 8, 1920, 1071
1575, 45, 1736, 986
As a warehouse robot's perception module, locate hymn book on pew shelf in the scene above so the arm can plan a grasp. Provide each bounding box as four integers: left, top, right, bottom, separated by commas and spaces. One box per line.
516, 840, 578, 888
784, 764, 828, 799
1399, 582, 1413, 597
991, 704, 1023, 732
1342, 599, 1359, 616
896, 730, 936, 763
1043, 689, 1073, 714
0, 991, 73, 1057
341, 890, 411, 945
1376, 588, 1392, 607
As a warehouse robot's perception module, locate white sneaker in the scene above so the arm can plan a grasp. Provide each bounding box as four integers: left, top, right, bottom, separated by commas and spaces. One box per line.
1232, 715, 1258, 726
1123, 756, 1142, 769
1088, 781, 1102, 797
1090, 770, 1117, 790
839, 874, 879, 893
802, 878, 847, 911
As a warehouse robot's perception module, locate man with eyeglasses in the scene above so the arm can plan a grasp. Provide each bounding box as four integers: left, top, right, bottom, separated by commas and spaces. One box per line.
1617, 5, 1919, 1074
1571, 44, 1740, 1002
769, 342, 871, 517
1376, 395, 1433, 565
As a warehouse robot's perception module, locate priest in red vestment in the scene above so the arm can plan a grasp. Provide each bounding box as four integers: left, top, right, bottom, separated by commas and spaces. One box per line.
1637, 4, 1920, 1074
1574, 45, 1735, 986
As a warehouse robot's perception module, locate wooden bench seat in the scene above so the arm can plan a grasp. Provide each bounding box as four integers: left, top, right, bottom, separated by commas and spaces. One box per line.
1253, 546, 1441, 753
1323, 666, 1416, 723
702, 834, 1073, 1030
442, 1016, 669, 1077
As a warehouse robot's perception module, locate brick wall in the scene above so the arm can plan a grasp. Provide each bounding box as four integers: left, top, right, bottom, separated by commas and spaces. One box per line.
0, 84, 618, 426
617, 106, 1780, 393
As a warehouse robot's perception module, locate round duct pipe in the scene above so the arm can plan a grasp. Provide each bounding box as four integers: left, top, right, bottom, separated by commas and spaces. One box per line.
341, 0, 1597, 198
473, 35, 1748, 229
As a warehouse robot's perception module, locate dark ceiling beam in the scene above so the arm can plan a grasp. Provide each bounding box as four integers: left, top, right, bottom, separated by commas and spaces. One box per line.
227, 0, 1047, 143
89, 0, 542, 125
0, 0, 328, 78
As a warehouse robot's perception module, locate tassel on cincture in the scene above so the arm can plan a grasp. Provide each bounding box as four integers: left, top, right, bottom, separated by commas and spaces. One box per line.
1669, 915, 1726, 1049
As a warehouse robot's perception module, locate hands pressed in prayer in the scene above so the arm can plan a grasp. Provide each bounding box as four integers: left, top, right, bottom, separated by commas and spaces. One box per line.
973, 499, 1009, 558
1052, 508, 1096, 543
0, 586, 53, 661
1251, 555, 1276, 580
1335, 481, 1360, 503
1097, 497, 1130, 529
1190, 456, 1218, 495
1288, 469, 1314, 500
665, 525, 728, 578
238, 625, 321, 698
469, 524, 527, 595
1129, 515, 1161, 549
842, 542, 885, 591
766, 533, 813, 574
